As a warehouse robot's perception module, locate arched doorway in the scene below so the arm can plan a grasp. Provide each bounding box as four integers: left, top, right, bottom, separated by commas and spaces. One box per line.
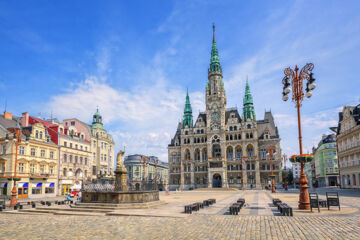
212, 174, 222, 188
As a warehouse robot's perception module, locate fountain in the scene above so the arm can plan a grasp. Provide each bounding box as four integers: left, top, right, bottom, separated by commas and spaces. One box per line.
82, 150, 159, 204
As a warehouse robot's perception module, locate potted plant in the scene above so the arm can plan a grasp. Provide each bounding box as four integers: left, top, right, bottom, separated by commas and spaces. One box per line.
289, 154, 313, 163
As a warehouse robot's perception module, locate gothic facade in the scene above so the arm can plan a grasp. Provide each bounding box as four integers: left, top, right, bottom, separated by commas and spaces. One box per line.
168, 26, 282, 190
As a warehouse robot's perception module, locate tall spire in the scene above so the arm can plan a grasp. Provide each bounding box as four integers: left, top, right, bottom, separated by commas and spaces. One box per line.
212, 23, 216, 43
182, 89, 193, 128
243, 78, 256, 121
209, 24, 222, 74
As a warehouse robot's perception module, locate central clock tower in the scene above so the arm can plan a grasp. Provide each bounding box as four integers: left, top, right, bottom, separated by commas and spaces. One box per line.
206, 24, 226, 131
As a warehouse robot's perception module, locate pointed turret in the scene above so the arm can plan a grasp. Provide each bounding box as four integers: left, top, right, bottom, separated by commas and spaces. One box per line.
243, 79, 256, 121
182, 89, 193, 128
208, 24, 222, 74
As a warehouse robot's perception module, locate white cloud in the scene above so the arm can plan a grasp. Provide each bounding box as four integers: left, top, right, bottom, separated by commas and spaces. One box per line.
47, 75, 204, 161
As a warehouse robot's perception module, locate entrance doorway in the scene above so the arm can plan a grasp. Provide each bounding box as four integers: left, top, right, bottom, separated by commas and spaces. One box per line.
212, 174, 222, 188
17, 183, 29, 198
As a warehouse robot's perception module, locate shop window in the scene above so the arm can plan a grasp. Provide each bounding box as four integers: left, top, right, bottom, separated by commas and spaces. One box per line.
32, 188, 42, 194
45, 187, 54, 193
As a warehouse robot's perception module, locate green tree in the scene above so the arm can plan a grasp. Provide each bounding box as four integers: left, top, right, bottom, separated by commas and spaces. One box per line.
287, 170, 294, 184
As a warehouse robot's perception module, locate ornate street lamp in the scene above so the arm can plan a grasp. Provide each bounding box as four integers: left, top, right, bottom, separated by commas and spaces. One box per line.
6, 127, 29, 207
266, 146, 276, 193
283, 154, 288, 191
281, 63, 316, 210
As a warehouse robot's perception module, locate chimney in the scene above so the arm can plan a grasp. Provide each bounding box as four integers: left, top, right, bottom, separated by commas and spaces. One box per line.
22, 112, 29, 127
3, 111, 13, 120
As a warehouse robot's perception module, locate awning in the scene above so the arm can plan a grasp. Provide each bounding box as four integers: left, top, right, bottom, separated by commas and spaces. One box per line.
70, 184, 81, 190
31, 183, 42, 188
17, 183, 29, 188
45, 183, 55, 187
0, 183, 7, 188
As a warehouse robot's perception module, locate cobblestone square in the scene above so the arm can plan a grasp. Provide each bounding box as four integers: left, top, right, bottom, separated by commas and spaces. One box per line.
1, 189, 360, 240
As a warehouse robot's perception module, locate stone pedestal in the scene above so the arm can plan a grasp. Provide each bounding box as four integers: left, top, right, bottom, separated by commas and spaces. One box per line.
114, 150, 128, 191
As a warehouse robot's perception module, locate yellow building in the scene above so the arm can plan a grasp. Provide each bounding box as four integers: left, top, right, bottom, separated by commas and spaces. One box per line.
0, 112, 58, 199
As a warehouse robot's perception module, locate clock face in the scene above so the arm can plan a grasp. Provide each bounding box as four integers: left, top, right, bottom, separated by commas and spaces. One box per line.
211, 112, 220, 122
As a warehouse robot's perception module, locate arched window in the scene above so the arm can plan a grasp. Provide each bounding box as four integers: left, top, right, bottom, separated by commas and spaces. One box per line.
226, 135, 229, 141
212, 144, 221, 157
235, 146, 242, 158
247, 124, 251, 129
184, 149, 190, 160
230, 126, 233, 131
202, 148, 207, 161
230, 135, 233, 141
234, 126, 237, 131
247, 145, 254, 157
234, 134, 238, 140
195, 149, 200, 161
238, 134, 241, 140
250, 133, 253, 139
227, 146, 233, 159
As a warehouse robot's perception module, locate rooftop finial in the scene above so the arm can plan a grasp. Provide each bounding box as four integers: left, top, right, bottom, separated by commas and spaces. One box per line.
212, 23, 216, 43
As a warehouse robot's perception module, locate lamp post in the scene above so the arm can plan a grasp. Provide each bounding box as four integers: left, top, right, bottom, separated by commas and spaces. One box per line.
6, 128, 29, 207
266, 146, 276, 193
281, 63, 316, 210
283, 154, 288, 191
241, 155, 244, 190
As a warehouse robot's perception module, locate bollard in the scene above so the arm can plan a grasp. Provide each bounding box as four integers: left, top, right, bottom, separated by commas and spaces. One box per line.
14, 205, 18, 210
19, 205, 23, 210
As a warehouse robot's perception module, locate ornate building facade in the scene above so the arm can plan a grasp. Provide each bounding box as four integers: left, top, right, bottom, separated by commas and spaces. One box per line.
90, 109, 115, 179
336, 104, 360, 188
168, 26, 282, 190
124, 154, 169, 190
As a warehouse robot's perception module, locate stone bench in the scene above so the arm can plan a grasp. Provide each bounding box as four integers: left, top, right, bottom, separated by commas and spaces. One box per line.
278, 203, 293, 216
184, 203, 200, 214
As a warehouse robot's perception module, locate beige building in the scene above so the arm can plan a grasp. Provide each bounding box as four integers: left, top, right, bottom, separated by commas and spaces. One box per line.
58, 119, 92, 195
0, 112, 58, 198
336, 104, 360, 188
168, 27, 282, 190
90, 109, 115, 178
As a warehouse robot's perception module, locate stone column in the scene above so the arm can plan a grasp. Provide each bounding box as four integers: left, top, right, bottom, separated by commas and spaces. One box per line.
180, 160, 184, 191
190, 162, 195, 188
255, 160, 261, 189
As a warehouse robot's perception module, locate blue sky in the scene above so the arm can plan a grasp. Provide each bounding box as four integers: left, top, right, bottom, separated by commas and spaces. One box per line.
1, 1, 359, 163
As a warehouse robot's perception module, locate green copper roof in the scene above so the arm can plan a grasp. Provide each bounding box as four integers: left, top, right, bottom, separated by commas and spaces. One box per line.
92, 108, 104, 129
182, 89, 193, 128
209, 24, 222, 74
243, 79, 256, 121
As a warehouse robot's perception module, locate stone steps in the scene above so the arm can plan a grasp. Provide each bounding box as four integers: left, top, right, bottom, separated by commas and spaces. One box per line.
75, 201, 166, 209
194, 188, 239, 191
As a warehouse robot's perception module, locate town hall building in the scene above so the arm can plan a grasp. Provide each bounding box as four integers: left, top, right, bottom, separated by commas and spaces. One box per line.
168, 26, 282, 190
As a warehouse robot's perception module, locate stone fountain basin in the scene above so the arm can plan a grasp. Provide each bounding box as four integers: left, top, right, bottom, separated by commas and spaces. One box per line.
82, 190, 159, 204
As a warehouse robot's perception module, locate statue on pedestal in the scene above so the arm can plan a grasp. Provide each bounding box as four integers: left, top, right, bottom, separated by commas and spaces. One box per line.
115, 150, 128, 191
